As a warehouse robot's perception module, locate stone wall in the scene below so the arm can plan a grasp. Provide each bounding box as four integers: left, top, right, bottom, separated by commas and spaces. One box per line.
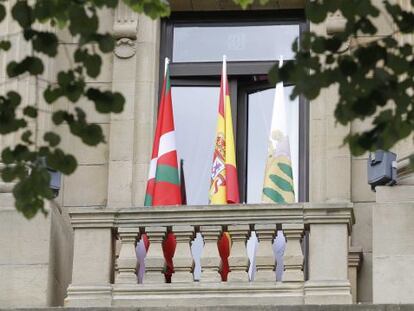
0, 200, 73, 308
1, 0, 414, 307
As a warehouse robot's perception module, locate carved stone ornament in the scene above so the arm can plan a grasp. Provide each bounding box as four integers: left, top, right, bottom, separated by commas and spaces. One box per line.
114, 38, 136, 59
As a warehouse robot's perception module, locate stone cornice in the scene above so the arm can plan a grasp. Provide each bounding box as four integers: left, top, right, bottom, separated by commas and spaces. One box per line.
68, 203, 354, 232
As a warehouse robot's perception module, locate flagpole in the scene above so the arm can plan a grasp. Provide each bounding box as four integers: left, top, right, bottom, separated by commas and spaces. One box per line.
164, 57, 169, 76
222, 55, 227, 115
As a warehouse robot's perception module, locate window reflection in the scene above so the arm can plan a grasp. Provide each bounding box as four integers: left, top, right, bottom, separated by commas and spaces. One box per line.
172, 86, 220, 205
247, 86, 299, 203
173, 25, 299, 63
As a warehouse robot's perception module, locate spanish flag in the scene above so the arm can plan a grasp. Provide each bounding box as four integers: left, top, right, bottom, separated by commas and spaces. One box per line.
209, 56, 239, 282
209, 56, 240, 205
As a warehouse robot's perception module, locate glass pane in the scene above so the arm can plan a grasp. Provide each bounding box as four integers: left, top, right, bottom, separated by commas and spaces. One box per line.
247, 86, 299, 203
172, 86, 220, 205
173, 25, 299, 63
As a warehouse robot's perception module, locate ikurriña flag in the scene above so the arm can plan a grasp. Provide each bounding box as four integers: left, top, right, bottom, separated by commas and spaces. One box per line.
209, 55, 240, 205
142, 58, 181, 283
144, 58, 182, 206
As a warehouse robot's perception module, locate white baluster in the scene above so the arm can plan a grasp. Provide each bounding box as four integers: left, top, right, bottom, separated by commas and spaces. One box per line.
191, 231, 204, 281
246, 230, 259, 282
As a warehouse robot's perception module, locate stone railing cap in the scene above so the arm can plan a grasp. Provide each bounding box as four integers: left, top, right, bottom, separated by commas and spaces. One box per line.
68, 203, 354, 233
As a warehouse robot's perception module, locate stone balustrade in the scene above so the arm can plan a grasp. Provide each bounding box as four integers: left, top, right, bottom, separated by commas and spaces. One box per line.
65, 203, 354, 307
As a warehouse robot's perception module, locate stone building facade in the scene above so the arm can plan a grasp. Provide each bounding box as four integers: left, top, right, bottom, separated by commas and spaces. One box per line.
0, 0, 414, 308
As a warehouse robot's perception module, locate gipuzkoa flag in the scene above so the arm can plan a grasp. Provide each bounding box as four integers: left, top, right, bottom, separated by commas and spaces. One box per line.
209, 56, 240, 205
142, 58, 180, 283
209, 56, 239, 282
262, 58, 295, 203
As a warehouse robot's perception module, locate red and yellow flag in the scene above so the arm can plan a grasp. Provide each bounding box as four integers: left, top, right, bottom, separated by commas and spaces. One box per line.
209, 56, 239, 282
209, 56, 240, 205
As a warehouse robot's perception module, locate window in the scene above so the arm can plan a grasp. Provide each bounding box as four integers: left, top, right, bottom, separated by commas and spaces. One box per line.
160, 11, 308, 205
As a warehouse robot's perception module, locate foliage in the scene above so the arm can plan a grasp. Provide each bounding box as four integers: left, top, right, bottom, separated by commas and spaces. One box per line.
0, 0, 171, 218
2, 0, 412, 219
270, 0, 414, 157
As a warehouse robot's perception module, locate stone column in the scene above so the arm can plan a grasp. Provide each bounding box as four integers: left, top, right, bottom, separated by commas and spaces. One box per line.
172, 225, 194, 283
115, 228, 139, 284
309, 18, 351, 203
132, 16, 161, 205
107, 2, 138, 208
144, 226, 166, 284
199, 225, 221, 282
227, 224, 249, 282
304, 222, 351, 304
65, 215, 115, 307
282, 224, 304, 283
255, 224, 277, 282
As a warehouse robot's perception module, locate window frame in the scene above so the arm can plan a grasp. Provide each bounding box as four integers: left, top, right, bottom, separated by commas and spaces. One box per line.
160, 10, 309, 203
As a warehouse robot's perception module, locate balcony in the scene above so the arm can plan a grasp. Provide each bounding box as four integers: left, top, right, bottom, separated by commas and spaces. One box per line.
65, 203, 355, 307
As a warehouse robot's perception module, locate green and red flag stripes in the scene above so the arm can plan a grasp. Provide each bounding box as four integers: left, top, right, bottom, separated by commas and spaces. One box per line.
144, 58, 180, 283
144, 58, 182, 207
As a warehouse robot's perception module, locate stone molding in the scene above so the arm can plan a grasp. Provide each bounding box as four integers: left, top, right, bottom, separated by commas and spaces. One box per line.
68, 202, 355, 230
113, 2, 138, 59
348, 246, 363, 269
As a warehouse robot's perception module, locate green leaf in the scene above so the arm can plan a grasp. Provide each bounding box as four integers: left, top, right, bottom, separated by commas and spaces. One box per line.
86, 88, 125, 113
7, 56, 44, 77
21, 130, 33, 144
232, 0, 253, 9
306, 1, 328, 23
44, 132, 61, 147
97, 34, 115, 53
11, 0, 33, 28
52, 111, 68, 125
43, 86, 62, 104
1, 166, 17, 182
68, 5, 98, 36
123, 0, 170, 18
0, 92, 27, 134
32, 31, 58, 57
84, 54, 102, 78
56, 70, 85, 102
13, 165, 53, 219
47, 149, 77, 174
23, 106, 38, 118
0, 3, 5, 23
0, 40, 11, 51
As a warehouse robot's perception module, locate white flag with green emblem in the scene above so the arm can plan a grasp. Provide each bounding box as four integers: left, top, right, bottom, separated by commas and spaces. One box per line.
262, 58, 295, 204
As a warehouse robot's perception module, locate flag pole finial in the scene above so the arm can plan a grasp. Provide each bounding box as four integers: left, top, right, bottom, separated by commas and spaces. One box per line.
278, 55, 283, 68
164, 57, 169, 76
